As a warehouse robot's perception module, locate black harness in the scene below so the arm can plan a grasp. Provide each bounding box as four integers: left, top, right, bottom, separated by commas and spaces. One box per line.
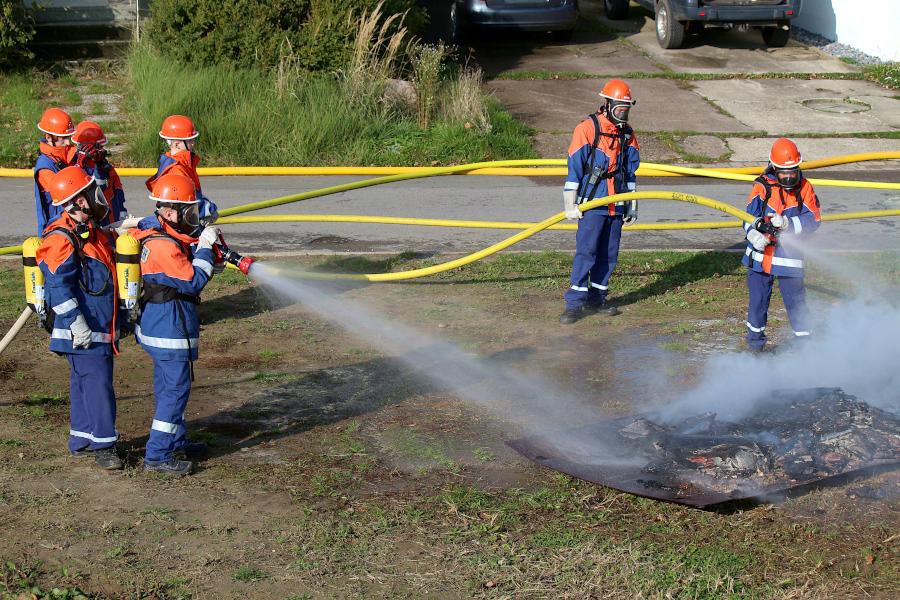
579, 112, 632, 205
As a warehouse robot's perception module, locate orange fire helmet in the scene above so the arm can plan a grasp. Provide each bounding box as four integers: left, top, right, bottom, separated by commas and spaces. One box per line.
769, 138, 802, 169
72, 120, 108, 145
159, 115, 200, 141
598, 79, 635, 105
149, 173, 198, 204
37, 108, 75, 137
48, 167, 95, 206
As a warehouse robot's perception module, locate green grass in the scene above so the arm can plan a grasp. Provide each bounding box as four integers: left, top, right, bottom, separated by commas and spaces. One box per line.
0, 74, 46, 168
231, 566, 268, 582
125, 45, 535, 167
864, 62, 900, 89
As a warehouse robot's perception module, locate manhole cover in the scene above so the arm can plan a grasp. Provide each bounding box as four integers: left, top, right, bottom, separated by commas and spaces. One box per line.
802, 98, 870, 114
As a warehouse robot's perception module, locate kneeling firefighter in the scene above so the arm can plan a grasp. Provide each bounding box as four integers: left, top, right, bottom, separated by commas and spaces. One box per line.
34, 166, 123, 470
128, 173, 220, 475
743, 138, 822, 351
560, 79, 641, 324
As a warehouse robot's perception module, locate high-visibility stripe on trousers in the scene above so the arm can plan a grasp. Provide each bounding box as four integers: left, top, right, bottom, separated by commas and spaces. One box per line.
145, 358, 192, 462
66, 354, 117, 452
746, 269, 810, 350
564, 212, 623, 310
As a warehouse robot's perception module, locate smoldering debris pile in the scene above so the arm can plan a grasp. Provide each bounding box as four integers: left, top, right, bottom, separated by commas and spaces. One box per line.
509, 388, 900, 507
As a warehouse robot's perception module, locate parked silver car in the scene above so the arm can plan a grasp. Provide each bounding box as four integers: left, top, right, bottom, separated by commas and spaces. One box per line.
440, 0, 580, 42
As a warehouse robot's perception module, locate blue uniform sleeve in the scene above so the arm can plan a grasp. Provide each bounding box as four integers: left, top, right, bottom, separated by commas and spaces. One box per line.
791, 193, 821, 236
198, 192, 219, 224
624, 144, 640, 192
744, 189, 766, 233
142, 241, 215, 296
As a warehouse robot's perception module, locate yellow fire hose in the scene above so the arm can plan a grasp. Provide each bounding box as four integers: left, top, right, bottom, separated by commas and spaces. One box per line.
1, 151, 898, 179
254, 191, 755, 282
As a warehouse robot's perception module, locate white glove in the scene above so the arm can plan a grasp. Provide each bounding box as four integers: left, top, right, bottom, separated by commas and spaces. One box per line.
563, 190, 582, 220
746, 229, 770, 253
107, 215, 141, 234
623, 201, 638, 225
769, 214, 789, 231
70, 314, 92, 349
197, 226, 220, 250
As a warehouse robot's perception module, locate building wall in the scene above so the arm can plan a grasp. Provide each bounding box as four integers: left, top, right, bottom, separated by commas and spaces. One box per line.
795, 0, 899, 61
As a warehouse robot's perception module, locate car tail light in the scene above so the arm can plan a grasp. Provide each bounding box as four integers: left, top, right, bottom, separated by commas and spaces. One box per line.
786, 10, 794, 15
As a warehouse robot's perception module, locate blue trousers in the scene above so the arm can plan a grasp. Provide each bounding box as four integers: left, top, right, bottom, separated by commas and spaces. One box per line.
66, 354, 117, 452
145, 358, 191, 462
564, 212, 623, 309
746, 269, 810, 350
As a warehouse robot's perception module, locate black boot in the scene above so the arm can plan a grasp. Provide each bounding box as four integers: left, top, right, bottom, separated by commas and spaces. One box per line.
586, 300, 620, 316
174, 441, 208, 459
94, 447, 123, 470
144, 457, 193, 476
559, 307, 587, 324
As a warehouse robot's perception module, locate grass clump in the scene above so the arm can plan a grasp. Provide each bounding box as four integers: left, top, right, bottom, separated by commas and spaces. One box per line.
864, 61, 900, 89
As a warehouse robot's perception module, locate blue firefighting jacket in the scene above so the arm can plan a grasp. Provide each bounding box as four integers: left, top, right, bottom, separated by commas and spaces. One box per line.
33, 142, 72, 234
564, 112, 640, 216
130, 218, 214, 361
36, 213, 119, 356
742, 171, 822, 278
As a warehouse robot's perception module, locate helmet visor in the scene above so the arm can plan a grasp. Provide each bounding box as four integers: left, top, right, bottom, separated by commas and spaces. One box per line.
775, 167, 800, 189
90, 186, 109, 222
157, 202, 201, 235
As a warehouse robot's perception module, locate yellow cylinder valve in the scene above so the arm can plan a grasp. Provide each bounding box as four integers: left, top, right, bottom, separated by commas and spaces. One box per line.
22, 237, 44, 314
115, 234, 141, 309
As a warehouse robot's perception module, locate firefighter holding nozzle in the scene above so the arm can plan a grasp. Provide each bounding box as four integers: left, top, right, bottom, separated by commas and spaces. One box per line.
129, 173, 220, 476
743, 138, 822, 352
559, 79, 641, 324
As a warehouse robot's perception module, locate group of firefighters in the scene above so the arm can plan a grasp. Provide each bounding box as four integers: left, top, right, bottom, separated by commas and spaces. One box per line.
32, 109, 220, 475
26, 78, 821, 474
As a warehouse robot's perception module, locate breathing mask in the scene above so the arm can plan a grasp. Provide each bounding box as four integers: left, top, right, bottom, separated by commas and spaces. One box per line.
157, 202, 201, 237
606, 99, 632, 126
775, 167, 800, 190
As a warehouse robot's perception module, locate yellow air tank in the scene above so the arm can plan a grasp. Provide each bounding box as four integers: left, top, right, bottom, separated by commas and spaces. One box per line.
115, 234, 141, 309
21, 237, 44, 314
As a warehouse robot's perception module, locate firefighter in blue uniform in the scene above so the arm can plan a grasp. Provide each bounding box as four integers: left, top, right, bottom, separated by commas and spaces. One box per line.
36, 167, 122, 470
34, 108, 75, 233
71, 120, 128, 226
743, 138, 822, 351
129, 173, 219, 475
560, 79, 640, 324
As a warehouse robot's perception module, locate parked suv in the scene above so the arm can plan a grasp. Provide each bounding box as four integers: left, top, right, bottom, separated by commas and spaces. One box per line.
604, 0, 802, 49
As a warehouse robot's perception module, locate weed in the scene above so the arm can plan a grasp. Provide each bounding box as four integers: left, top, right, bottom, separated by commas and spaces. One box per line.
25, 393, 66, 406
231, 566, 268, 582
473, 447, 495, 463
250, 372, 295, 384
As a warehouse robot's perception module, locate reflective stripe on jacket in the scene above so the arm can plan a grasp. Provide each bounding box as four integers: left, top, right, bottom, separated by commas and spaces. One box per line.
36, 213, 118, 355
130, 218, 215, 361
742, 172, 822, 277
564, 113, 640, 216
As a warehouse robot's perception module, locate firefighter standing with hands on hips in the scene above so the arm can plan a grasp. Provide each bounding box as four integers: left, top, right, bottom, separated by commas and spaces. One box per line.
743, 138, 822, 352
35, 167, 123, 470
560, 79, 640, 324
34, 108, 76, 233
129, 173, 220, 475
71, 121, 128, 226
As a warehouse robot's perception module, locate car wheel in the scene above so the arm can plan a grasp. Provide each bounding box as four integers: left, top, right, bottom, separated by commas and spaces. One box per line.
656, 0, 685, 49
604, 0, 629, 20
761, 25, 790, 47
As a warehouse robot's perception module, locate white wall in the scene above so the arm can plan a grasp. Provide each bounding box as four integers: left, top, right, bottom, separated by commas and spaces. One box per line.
795, 0, 900, 62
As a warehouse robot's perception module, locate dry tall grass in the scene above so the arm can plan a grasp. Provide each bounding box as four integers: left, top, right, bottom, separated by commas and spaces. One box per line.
443, 65, 491, 132
343, 1, 410, 109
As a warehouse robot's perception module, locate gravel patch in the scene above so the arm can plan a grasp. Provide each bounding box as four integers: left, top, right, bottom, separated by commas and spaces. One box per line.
791, 27, 884, 65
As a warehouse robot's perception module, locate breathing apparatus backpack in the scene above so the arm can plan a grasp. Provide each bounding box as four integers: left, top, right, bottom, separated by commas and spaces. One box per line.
26, 226, 111, 334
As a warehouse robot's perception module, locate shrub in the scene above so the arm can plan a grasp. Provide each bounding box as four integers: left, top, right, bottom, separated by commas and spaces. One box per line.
145, 0, 424, 72
0, 0, 34, 70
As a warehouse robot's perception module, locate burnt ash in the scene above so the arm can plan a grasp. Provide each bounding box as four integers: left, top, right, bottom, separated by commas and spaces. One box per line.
508, 388, 900, 507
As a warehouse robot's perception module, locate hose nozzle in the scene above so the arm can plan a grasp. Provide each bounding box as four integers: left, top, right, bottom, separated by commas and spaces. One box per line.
215, 235, 255, 275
